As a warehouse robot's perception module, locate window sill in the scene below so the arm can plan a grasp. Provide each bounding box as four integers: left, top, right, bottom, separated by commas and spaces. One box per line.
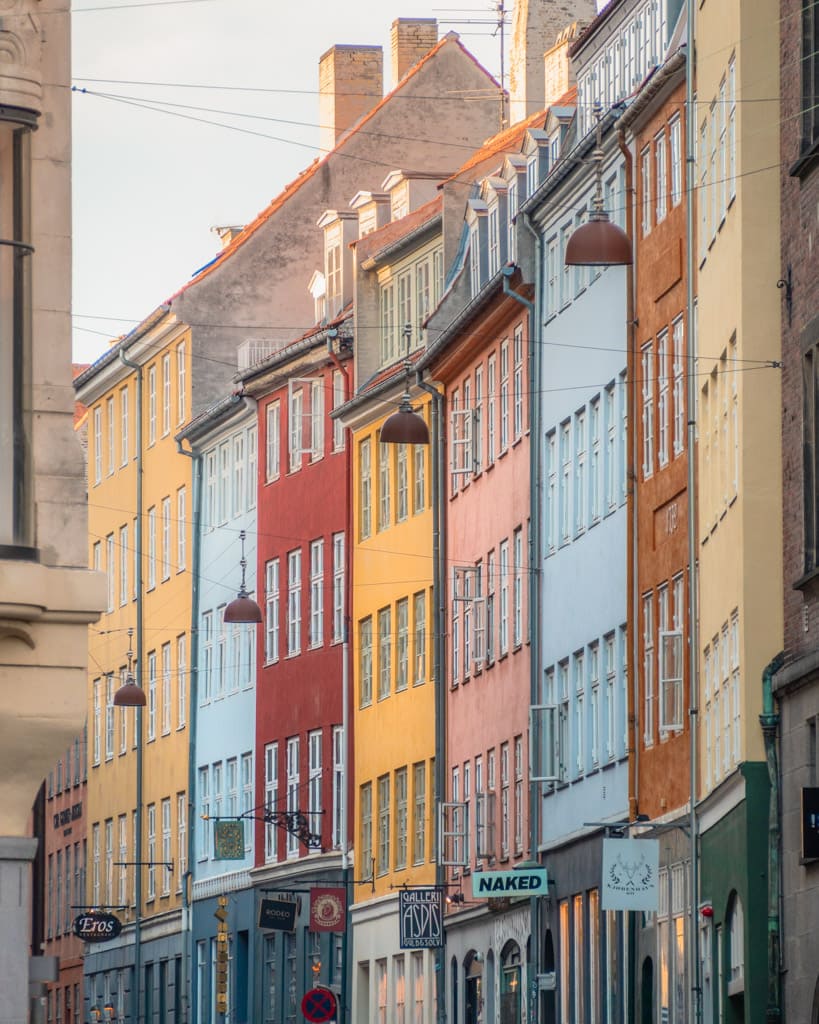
0, 544, 39, 562
793, 564, 819, 592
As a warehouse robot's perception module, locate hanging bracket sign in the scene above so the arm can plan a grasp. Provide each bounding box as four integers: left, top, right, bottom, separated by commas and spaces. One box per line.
399, 888, 443, 949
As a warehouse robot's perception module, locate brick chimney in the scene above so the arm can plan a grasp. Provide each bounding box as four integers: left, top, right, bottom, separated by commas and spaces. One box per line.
390, 18, 438, 85
509, 0, 595, 124
543, 23, 582, 107
319, 44, 383, 154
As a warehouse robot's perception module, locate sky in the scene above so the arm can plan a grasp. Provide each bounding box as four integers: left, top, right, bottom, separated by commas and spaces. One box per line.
71, 0, 519, 363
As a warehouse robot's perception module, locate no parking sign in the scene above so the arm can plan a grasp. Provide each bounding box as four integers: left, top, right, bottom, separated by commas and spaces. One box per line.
301, 987, 337, 1023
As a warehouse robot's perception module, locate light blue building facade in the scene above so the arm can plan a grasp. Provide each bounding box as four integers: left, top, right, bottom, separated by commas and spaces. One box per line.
178, 395, 260, 1024
527, 108, 631, 1024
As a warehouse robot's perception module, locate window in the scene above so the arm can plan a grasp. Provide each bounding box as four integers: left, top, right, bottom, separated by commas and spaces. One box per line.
161, 496, 171, 581
310, 380, 324, 460
381, 281, 397, 365
560, 421, 571, 544
655, 131, 667, 223
378, 606, 392, 700
215, 607, 226, 698
161, 798, 172, 895
486, 550, 496, 666
106, 396, 115, 475
699, 118, 709, 262
545, 236, 558, 316
202, 611, 213, 703
605, 633, 616, 760
161, 642, 172, 735
148, 365, 157, 446
397, 598, 409, 691
287, 549, 301, 656
198, 767, 209, 860
286, 737, 300, 858
513, 528, 523, 648
360, 438, 372, 540
118, 815, 128, 905
289, 386, 303, 473
176, 487, 186, 572
514, 736, 523, 854
574, 651, 585, 776
377, 774, 390, 874
147, 505, 156, 590
120, 386, 129, 466
396, 444, 408, 521
92, 407, 103, 486
413, 442, 426, 514
177, 791, 187, 883
147, 803, 156, 900
641, 146, 651, 236
642, 343, 654, 478
264, 743, 278, 862
395, 767, 408, 870
332, 726, 344, 849
232, 431, 246, 517
361, 781, 373, 879
332, 371, 345, 451
105, 675, 114, 760
309, 731, 322, 835
500, 340, 510, 451
177, 634, 186, 728
332, 533, 344, 643
575, 410, 586, 534
378, 441, 392, 531
546, 430, 557, 551
265, 559, 280, 663
92, 679, 101, 765
731, 611, 740, 764
499, 539, 509, 655
176, 341, 186, 424
513, 324, 525, 440
359, 616, 373, 707
672, 317, 685, 456
161, 353, 171, 436
670, 114, 682, 206
147, 650, 157, 741
658, 329, 669, 468
413, 762, 426, 865
309, 539, 324, 648
413, 591, 426, 685
266, 401, 281, 481
500, 743, 510, 857
92, 823, 100, 906
487, 354, 497, 464
488, 201, 500, 277
106, 533, 115, 613
643, 592, 654, 746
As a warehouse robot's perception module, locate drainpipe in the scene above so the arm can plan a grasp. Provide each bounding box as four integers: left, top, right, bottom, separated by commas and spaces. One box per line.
616, 128, 639, 824
684, 2, 701, 1017
120, 347, 143, 1024
327, 330, 352, 1024
175, 434, 202, 1024
502, 263, 542, 1023
759, 651, 785, 1024
416, 374, 446, 1024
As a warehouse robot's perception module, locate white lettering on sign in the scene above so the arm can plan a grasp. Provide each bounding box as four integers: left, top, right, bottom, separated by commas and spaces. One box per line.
471, 868, 548, 897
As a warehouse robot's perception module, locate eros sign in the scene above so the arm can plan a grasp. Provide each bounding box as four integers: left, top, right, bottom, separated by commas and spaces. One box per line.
72, 911, 122, 943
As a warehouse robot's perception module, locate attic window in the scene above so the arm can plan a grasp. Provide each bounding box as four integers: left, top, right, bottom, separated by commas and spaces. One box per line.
325, 225, 342, 317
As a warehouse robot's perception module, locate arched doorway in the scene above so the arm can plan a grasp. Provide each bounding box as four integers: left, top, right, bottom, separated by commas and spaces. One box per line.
641, 956, 654, 1024
464, 951, 483, 1024
543, 930, 556, 1024
500, 941, 522, 1024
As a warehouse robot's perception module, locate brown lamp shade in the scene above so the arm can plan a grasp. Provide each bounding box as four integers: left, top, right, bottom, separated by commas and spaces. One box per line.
113, 678, 146, 707
224, 594, 263, 624
564, 215, 632, 266
380, 402, 430, 445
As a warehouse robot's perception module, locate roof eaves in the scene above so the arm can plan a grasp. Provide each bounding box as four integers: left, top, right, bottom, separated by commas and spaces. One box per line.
73, 304, 172, 391
417, 271, 504, 370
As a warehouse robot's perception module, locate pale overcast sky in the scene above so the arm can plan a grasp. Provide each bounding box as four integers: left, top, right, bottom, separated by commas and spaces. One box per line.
71, 0, 600, 363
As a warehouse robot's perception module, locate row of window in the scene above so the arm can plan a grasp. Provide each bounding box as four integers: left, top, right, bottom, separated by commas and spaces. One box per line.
359, 435, 428, 540
262, 729, 344, 862
544, 171, 625, 319
445, 737, 525, 870
370, 952, 428, 1024
540, 625, 629, 784
640, 316, 687, 479
197, 754, 254, 861
358, 590, 429, 707
91, 340, 187, 485
263, 372, 345, 484
450, 529, 527, 686
702, 609, 741, 791
698, 56, 737, 263
43, 983, 83, 1024
200, 610, 255, 702
449, 324, 528, 490
641, 576, 686, 748
46, 840, 86, 940
263, 534, 344, 664
556, 888, 627, 1024
91, 794, 187, 909
91, 636, 187, 763
259, 932, 346, 1024
47, 730, 87, 797
545, 375, 628, 552
379, 245, 444, 366
360, 759, 432, 878
93, 491, 187, 611
640, 114, 684, 238
699, 335, 739, 530
203, 426, 257, 530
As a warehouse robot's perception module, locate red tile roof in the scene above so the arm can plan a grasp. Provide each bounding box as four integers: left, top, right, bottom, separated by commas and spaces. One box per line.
441, 108, 550, 184
353, 195, 442, 263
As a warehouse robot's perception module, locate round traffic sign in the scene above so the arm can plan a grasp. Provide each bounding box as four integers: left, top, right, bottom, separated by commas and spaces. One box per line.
301, 987, 336, 1023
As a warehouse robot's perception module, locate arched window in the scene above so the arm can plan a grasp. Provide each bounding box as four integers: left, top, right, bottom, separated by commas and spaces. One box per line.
727, 892, 744, 995
500, 940, 522, 1024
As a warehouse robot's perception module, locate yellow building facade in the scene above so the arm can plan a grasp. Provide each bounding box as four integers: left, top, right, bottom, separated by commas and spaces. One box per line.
76, 311, 194, 1004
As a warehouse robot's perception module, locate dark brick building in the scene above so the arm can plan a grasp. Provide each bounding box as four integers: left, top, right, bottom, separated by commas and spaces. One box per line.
776, 1, 819, 1020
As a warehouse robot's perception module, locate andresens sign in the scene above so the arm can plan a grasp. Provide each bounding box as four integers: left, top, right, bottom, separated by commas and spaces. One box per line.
471, 868, 548, 897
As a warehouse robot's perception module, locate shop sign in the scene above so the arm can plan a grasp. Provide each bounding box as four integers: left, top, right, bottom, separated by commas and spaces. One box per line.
471, 867, 548, 897
72, 911, 122, 943
399, 888, 443, 949
213, 820, 245, 860
53, 803, 82, 829
309, 887, 346, 932
258, 897, 298, 932
601, 837, 660, 911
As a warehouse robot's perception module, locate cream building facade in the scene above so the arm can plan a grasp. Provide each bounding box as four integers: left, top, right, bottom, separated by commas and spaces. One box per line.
0, 2, 105, 1020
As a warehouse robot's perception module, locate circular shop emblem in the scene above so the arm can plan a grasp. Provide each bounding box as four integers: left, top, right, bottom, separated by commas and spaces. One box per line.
311, 892, 344, 930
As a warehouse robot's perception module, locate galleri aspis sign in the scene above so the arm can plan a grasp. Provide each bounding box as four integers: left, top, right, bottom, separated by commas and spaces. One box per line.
73, 911, 122, 943
399, 888, 443, 949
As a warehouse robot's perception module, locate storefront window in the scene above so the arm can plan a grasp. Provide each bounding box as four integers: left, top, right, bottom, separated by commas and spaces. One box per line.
500, 941, 521, 1024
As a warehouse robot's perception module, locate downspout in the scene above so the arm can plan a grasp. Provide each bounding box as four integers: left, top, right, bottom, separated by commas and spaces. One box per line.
760, 651, 785, 1024
685, 2, 702, 1017
120, 347, 143, 1024
175, 435, 202, 1024
327, 331, 352, 1024
416, 374, 446, 1024
502, 263, 542, 1022
615, 127, 639, 822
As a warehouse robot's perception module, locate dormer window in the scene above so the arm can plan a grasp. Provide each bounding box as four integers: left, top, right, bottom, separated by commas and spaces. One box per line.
325, 225, 342, 317
309, 271, 327, 325
550, 135, 560, 166
507, 179, 518, 265
469, 222, 481, 295
391, 183, 409, 221
487, 202, 500, 278
526, 157, 538, 197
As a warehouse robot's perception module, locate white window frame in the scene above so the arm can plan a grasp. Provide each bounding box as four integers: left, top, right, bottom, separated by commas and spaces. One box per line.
309, 539, 324, 648
287, 549, 301, 656
266, 400, 281, 482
